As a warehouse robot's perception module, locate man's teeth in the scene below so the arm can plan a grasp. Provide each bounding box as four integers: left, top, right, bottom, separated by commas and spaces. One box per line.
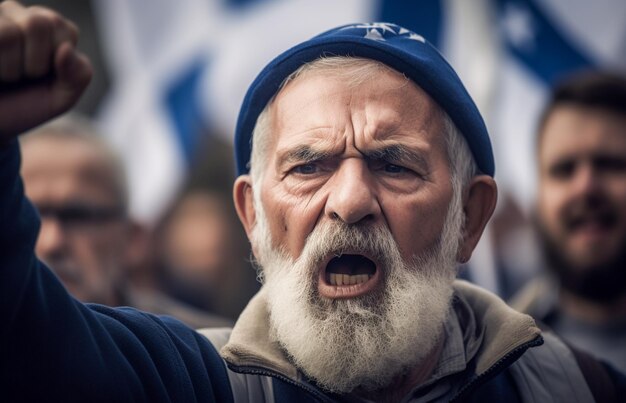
328, 273, 371, 286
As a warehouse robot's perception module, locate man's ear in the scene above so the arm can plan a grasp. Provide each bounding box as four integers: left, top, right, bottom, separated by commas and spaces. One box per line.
457, 175, 497, 263
233, 175, 256, 241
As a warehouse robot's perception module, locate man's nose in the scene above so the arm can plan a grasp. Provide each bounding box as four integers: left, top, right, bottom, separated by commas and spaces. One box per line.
36, 217, 68, 259
571, 163, 601, 197
325, 159, 381, 224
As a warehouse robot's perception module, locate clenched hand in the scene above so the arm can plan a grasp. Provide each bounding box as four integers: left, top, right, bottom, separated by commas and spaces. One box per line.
0, 0, 92, 144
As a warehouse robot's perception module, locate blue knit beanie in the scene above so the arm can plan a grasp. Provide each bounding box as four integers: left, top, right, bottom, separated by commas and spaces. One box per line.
234, 22, 494, 177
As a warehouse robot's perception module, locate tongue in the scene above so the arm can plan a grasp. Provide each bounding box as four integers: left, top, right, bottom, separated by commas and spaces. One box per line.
326, 254, 376, 275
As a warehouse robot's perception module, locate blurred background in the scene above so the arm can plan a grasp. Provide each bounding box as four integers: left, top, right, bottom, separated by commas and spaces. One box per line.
18, 0, 626, 310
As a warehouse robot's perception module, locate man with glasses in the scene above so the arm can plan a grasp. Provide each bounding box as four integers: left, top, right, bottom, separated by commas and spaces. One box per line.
20, 116, 135, 306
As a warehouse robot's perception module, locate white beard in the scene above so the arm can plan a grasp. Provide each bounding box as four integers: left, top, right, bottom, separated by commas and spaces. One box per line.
251, 191, 464, 393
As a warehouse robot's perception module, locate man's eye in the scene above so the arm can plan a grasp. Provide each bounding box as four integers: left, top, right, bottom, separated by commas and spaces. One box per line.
595, 156, 626, 173
549, 161, 575, 179
384, 163, 408, 174
293, 163, 318, 175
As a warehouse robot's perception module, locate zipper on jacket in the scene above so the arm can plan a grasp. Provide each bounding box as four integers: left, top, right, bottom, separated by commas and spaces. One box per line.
227, 364, 336, 403
450, 335, 544, 402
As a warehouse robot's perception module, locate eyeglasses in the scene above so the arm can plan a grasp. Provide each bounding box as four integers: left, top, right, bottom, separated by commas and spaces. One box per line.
35, 203, 126, 229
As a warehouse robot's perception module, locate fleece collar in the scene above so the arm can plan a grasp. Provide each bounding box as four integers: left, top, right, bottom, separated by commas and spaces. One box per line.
220, 280, 541, 387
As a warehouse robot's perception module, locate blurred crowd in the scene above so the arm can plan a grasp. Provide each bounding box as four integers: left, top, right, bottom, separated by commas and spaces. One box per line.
20, 115, 258, 327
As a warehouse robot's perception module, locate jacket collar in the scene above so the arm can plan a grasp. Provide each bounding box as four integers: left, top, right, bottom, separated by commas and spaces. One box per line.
221, 280, 542, 386
452, 280, 541, 374
220, 287, 303, 380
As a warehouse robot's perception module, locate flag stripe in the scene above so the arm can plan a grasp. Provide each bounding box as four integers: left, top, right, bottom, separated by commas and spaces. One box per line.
164, 58, 208, 165
497, 0, 595, 85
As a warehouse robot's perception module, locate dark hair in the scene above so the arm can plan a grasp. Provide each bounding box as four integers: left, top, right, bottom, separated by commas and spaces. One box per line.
538, 70, 626, 141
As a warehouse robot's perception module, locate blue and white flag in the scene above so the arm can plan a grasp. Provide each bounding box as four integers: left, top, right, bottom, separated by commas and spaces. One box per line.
93, 0, 220, 223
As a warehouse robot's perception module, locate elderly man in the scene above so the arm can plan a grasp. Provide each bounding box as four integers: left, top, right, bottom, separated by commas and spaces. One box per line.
0, 3, 615, 402
512, 71, 626, 374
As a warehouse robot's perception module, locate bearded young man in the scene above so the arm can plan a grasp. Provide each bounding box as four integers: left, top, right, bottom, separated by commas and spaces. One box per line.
0, 2, 619, 402
512, 71, 626, 375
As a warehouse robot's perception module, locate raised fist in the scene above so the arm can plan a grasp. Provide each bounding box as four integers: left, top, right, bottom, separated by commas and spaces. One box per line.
0, 0, 92, 144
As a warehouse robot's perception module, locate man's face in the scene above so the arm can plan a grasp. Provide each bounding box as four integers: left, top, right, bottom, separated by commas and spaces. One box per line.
537, 105, 626, 300
259, 67, 454, 281
21, 136, 131, 305
248, 66, 462, 392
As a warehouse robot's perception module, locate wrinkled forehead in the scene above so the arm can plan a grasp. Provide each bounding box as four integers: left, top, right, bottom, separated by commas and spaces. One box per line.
269, 64, 445, 140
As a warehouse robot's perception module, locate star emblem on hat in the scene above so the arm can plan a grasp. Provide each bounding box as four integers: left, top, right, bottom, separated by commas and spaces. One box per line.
364, 29, 385, 41
407, 33, 425, 43
341, 22, 425, 43
346, 23, 398, 34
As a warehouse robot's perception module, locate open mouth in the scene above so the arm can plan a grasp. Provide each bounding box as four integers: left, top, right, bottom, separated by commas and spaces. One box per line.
326, 254, 376, 285
567, 211, 617, 236
318, 254, 380, 298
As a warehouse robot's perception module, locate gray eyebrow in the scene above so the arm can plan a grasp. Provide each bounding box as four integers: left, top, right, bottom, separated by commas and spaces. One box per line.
364, 144, 429, 169
279, 145, 333, 166
277, 143, 429, 170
